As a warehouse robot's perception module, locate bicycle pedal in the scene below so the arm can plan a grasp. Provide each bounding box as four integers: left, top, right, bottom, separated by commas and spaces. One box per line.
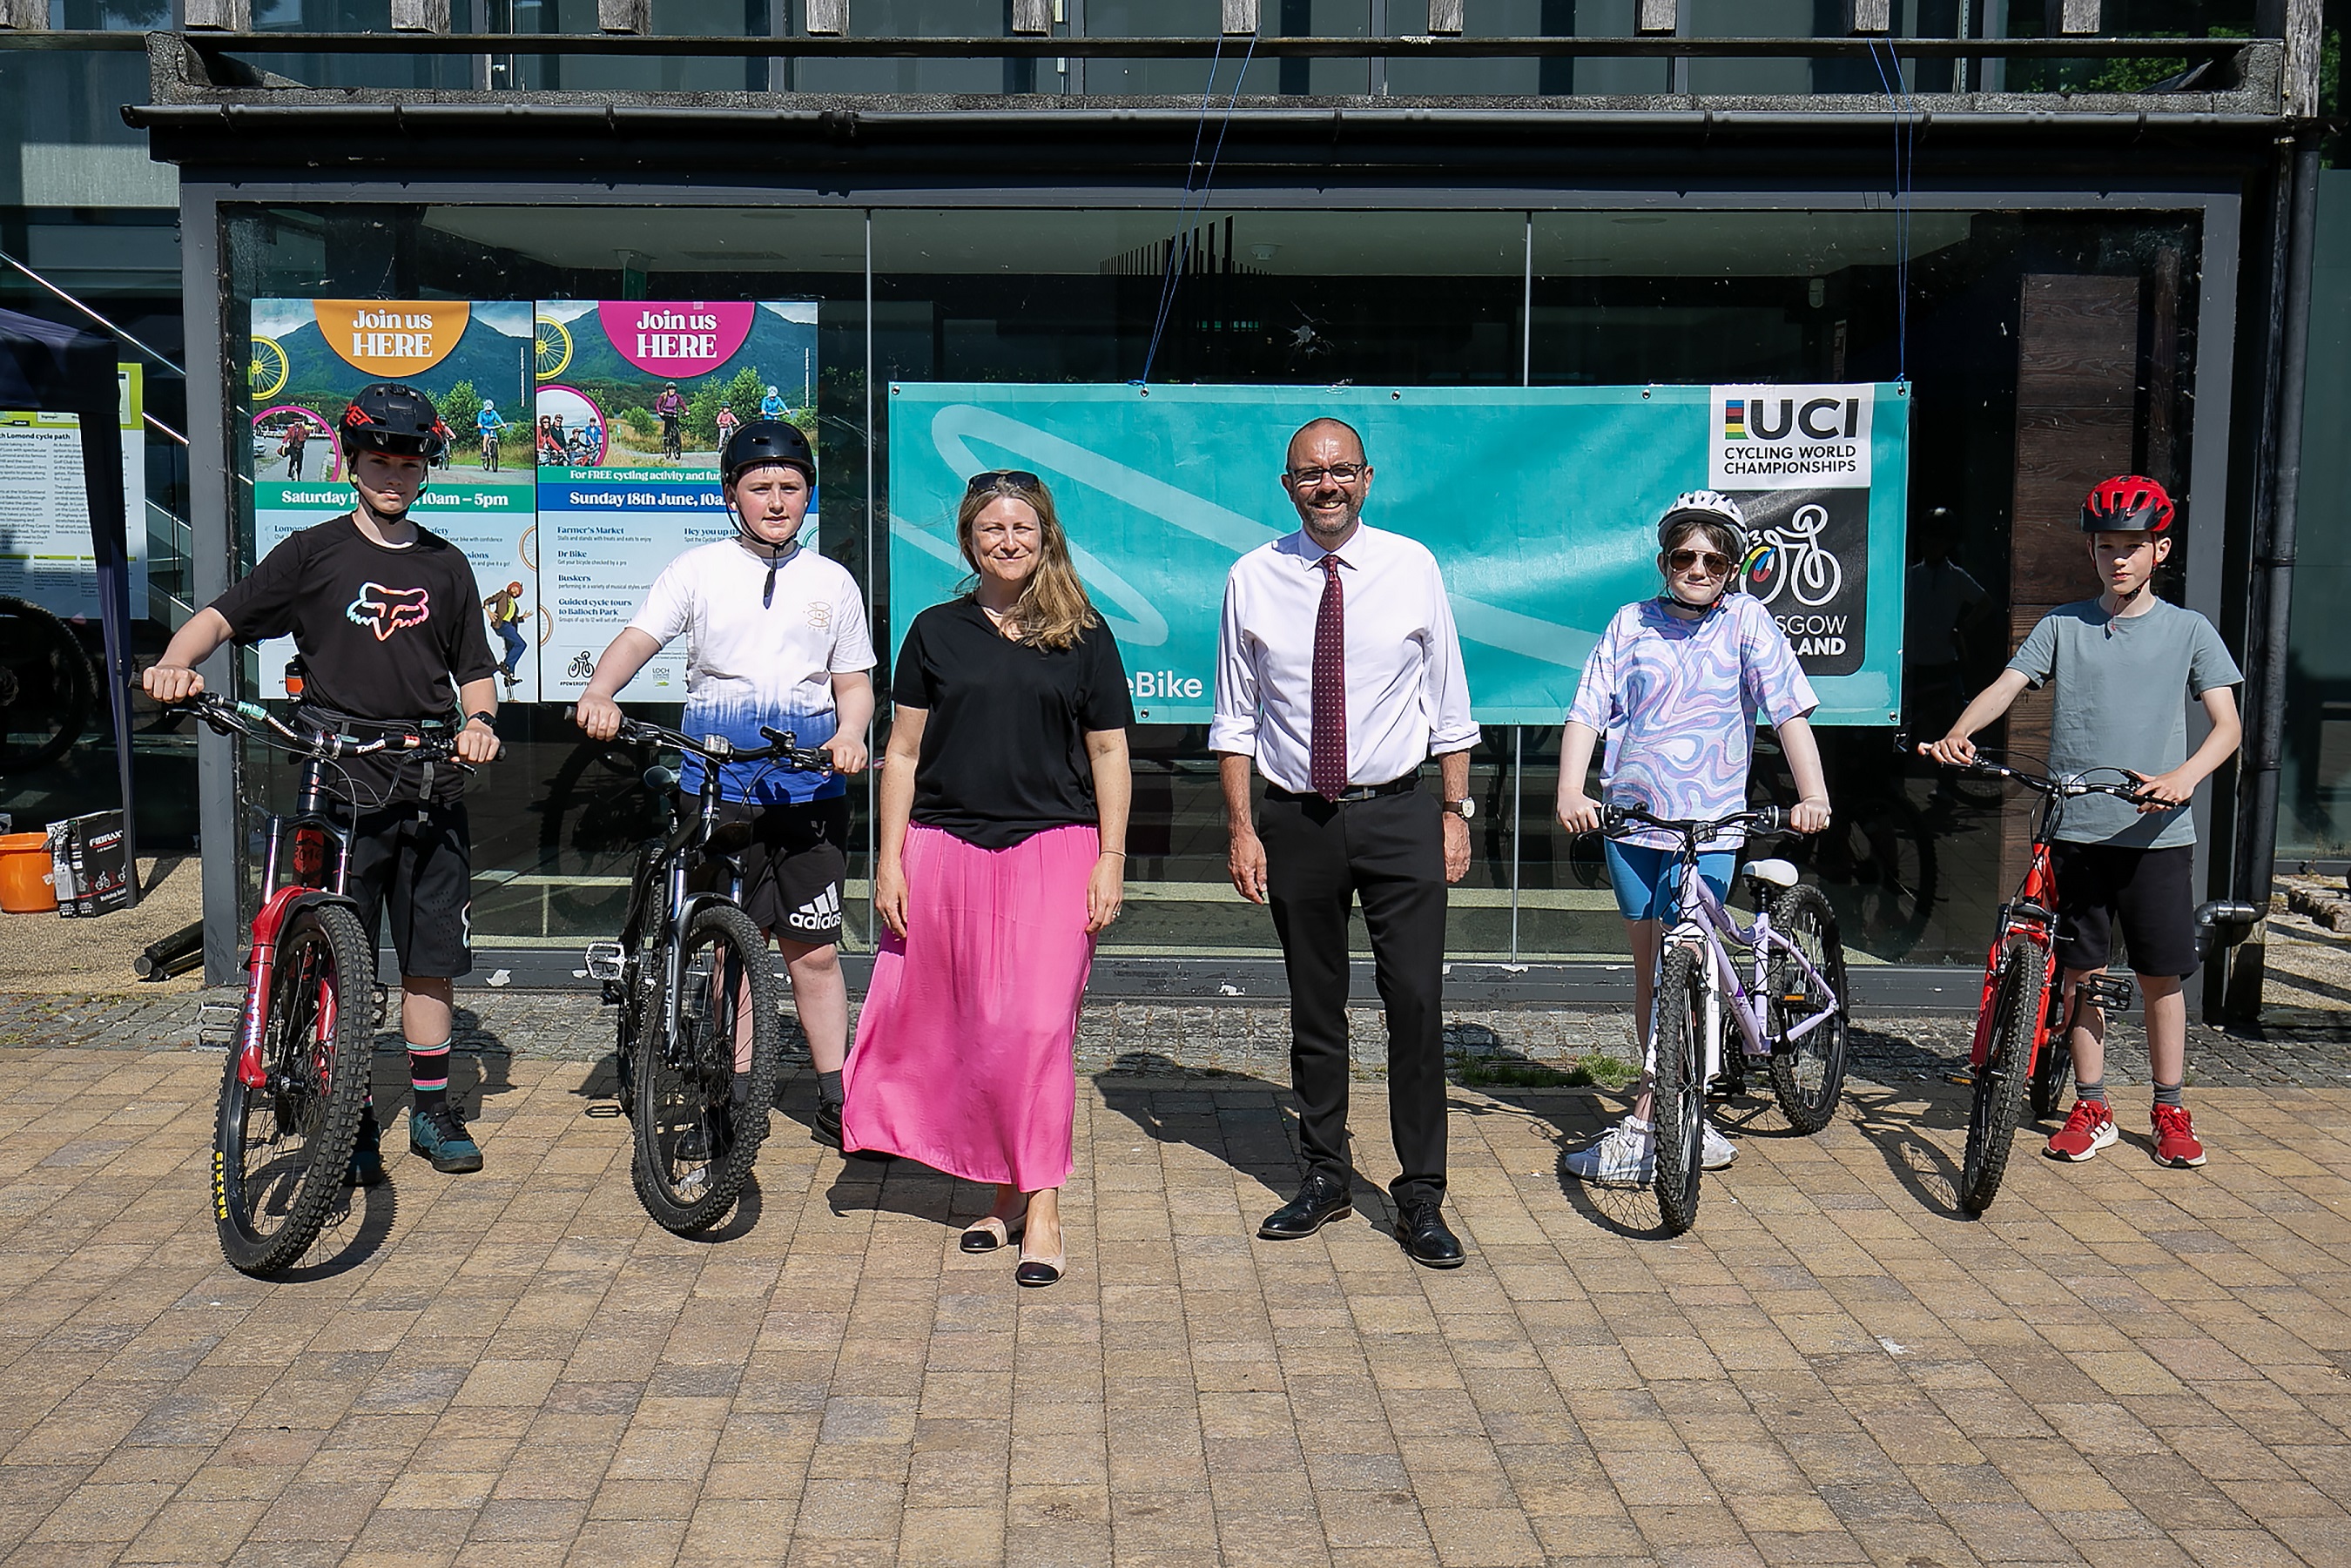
583, 941, 625, 982
2078, 974, 2136, 1013
196, 999, 241, 1050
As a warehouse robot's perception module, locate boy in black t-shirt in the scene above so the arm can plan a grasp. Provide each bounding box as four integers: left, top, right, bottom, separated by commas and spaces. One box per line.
146, 383, 504, 1181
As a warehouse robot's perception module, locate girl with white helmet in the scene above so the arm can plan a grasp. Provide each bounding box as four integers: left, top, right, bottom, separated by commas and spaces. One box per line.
1557, 490, 1835, 1187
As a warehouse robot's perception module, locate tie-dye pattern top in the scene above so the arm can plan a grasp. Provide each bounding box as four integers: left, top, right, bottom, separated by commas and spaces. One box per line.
1566, 594, 1819, 851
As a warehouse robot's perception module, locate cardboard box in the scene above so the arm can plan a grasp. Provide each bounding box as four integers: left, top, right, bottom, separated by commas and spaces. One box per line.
52, 811, 130, 919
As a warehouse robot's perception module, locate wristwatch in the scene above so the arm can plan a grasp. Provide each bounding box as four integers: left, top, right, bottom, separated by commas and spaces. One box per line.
1442, 797, 1476, 821
466, 710, 497, 730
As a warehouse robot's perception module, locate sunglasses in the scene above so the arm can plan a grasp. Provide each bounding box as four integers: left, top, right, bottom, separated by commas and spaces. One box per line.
1667, 548, 1735, 577
966, 468, 1044, 493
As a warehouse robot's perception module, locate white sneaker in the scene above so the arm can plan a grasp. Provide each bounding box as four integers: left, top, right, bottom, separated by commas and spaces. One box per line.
1566, 1115, 1654, 1187
1701, 1120, 1738, 1171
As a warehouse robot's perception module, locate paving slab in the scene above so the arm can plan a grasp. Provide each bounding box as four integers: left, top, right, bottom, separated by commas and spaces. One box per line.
1, 986, 2348, 1565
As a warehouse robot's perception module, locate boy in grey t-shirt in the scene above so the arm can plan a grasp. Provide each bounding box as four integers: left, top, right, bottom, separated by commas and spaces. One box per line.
1925, 475, 2241, 1170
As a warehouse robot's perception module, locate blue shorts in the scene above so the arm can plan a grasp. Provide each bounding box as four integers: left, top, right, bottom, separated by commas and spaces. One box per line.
1605, 840, 1736, 923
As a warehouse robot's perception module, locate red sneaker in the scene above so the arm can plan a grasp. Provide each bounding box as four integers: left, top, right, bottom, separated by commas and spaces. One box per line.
2045, 1100, 2118, 1162
2151, 1103, 2207, 1168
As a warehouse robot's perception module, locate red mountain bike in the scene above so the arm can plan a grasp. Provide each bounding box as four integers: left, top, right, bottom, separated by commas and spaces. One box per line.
172, 692, 465, 1274
1920, 748, 2145, 1215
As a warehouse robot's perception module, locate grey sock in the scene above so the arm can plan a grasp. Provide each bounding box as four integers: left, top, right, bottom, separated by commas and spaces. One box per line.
2075, 1078, 2108, 1107
818, 1069, 845, 1108
2152, 1080, 2185, 1108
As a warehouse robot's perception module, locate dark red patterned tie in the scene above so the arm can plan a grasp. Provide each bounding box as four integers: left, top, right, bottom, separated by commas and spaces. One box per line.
1310, 553, 1347, 800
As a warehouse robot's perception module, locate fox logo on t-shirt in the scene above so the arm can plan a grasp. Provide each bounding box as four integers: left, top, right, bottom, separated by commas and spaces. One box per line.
346, 582, 432, 642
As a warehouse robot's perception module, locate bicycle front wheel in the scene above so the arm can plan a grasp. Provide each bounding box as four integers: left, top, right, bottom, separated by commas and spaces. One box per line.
1652, 944, 1708, 1235
1958, 936, 2044, 1216
632, 903, 782, 1235
0, 596, 93, 774
1766, 884, 1849, 1135
212, 905, 374, 1275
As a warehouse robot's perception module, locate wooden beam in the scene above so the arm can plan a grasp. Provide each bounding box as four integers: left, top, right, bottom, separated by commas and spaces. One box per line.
2050, 0, 2099, 36
597, 0, 646, 31
2258, 0, 2324, 118
804, 0, 847, 35
1427, 0, 1465, 33
1635, 0, 1677, 38
182, 0, 253, 29
1847, 0, 1890, 34
1011, 0, 1051, 35
1223, 0, 1258, 35
0, 0, 51, 27
392, 0, 451, 31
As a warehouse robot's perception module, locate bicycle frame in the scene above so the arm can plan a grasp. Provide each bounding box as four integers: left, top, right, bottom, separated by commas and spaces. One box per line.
1661, 858, 1840, 1082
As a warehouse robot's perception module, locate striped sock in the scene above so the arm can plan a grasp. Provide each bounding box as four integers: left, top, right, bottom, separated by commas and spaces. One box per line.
409, 1040, 451, 1115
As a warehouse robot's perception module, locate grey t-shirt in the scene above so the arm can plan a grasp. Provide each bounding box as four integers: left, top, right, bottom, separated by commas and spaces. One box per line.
2006, 596, 2242, 848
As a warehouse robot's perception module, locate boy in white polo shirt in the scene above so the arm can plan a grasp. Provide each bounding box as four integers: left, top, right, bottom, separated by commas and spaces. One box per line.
575, 420, 876, 1147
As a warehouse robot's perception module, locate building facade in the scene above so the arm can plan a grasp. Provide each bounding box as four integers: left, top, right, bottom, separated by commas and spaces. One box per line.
0, 3, 2338, 1011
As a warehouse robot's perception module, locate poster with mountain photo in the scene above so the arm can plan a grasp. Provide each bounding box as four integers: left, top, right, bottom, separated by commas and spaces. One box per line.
246, 299, 538, 698
533, 299, 819, 701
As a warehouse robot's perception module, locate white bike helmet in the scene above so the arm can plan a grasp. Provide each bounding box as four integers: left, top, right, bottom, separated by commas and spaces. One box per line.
1655, 490, 1749, 557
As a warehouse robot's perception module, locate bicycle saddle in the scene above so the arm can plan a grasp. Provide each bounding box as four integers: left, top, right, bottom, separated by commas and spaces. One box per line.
1744, 858, 1800, 891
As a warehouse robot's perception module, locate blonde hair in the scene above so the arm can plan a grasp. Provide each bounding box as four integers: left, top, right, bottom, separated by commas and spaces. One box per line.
956, 475, 1101, 652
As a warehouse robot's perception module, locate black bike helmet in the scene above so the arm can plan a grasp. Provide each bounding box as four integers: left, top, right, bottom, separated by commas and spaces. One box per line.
339, 382, 452, 463
721, 419, 815, 486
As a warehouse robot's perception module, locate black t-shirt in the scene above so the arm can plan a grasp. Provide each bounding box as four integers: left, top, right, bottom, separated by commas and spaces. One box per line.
892, 599, 1133, 850
212, 514, 497, 802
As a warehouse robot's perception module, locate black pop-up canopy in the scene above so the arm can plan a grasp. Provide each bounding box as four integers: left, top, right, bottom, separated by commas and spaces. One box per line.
0, 306, 141, 906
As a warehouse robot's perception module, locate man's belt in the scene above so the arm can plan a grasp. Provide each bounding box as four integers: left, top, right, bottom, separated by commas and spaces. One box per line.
1267, 776, 1419, 804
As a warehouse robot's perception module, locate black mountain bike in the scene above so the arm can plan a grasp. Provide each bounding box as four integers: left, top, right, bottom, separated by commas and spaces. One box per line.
168, 692, 467, 1273
577, 712, 832, 1235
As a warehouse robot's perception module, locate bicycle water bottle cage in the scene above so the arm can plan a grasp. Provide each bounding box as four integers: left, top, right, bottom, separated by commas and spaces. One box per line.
2078, 973, 2137, 1013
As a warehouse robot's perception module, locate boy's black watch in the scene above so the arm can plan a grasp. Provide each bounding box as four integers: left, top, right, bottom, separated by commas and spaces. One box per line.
466, 710, 497, 730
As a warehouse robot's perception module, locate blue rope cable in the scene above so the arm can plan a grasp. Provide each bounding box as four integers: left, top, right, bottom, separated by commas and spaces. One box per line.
1864, 38, 1915, 384
1139, 29, 1257, 387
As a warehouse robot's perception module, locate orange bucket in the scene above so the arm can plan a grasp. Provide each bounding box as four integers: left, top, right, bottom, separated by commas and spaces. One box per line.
0, 831, 57, 914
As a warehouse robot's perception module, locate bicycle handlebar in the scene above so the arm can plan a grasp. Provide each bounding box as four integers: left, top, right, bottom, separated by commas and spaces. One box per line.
165, 691, 468, 767
1905, 739, 2144, 802
1600, 802, 1786, 840
572, 710, 834, 775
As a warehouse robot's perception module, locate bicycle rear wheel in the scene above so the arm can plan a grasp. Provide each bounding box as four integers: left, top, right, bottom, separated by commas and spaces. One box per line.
1958, 936, 2044, 1216
632, 902, 782, 1235
1766, 885, 1849, 1135
1652, 945, 1707, 1235
0, 596, 93, 774
212, 905, 374, 1275
2028, 984, 2073, 1121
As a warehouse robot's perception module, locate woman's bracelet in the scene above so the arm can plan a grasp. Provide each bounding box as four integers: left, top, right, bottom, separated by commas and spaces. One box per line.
1101, 849, 1126, 858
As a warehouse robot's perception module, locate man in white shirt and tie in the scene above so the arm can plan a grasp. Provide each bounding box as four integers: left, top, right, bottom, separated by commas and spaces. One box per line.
1210, 417, 1479, 1269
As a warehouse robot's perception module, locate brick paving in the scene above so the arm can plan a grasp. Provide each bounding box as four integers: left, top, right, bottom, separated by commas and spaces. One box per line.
2, 996, 2350, 1565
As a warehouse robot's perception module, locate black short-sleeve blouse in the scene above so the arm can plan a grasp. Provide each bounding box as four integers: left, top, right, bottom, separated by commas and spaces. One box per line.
891, 600, 1134, 850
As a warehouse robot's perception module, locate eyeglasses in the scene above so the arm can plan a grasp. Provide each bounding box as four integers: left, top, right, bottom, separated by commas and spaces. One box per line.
1285, 463, 1366, 488
1667, 548, 1735, 577
966, 468, 1043, 493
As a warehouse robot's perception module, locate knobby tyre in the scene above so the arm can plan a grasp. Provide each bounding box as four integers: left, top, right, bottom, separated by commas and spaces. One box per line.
632, 903, 783, 1234
1959, 937, 2044, 1216
0, 595, 94, 774
2028, 984, 2073, 1121
212, 905, 374, 1275
1766, 884, 1849, 1134
1652, 944, 1708, 1235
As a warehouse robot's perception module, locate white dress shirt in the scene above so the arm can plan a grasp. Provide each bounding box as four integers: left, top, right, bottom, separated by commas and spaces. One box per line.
1210, 523, 1480, 793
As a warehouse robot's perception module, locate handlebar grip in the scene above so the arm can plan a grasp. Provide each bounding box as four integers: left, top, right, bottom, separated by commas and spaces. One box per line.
1598, 804, 1625, 832
758, 724, 797, 750
1753, 805, 1784, 834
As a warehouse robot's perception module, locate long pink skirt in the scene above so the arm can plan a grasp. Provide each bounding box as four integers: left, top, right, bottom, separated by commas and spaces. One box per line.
841, 821, 1098, 1190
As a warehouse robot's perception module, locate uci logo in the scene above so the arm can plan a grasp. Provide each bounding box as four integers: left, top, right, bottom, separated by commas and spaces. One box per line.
1724, 394, 1863, 443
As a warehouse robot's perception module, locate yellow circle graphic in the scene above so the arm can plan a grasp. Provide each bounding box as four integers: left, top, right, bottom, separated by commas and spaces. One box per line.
249, 337, 290, 401
535, 315, 574, 380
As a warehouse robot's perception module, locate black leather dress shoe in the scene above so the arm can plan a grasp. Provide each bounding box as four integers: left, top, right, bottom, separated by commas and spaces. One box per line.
1258, 1174, 1352, 1240
1395, 1200, 1466, 1269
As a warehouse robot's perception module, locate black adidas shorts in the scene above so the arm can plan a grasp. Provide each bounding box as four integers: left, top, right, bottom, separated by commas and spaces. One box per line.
341, 799, 473, 979
2051, 840, 2199, 979
691, 794, 849, 948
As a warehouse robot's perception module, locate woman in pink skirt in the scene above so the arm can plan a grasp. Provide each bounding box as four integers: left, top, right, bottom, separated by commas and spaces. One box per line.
844, 468, 1131, 1288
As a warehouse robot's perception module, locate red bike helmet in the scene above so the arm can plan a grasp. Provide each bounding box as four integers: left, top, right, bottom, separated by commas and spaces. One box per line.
339, 382, 452, 463
2080, 474, 2175, 535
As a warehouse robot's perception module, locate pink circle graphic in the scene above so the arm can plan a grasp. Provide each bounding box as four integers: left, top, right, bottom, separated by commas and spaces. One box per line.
598, 300, 756, 379
536, 384, 609, 466
255, 404, 340, 480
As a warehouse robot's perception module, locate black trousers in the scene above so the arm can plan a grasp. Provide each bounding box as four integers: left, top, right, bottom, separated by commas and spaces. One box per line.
1259, 787, 1449, 1208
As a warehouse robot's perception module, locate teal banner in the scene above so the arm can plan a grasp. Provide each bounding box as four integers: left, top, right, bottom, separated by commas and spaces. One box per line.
887, 382, 1909, 725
